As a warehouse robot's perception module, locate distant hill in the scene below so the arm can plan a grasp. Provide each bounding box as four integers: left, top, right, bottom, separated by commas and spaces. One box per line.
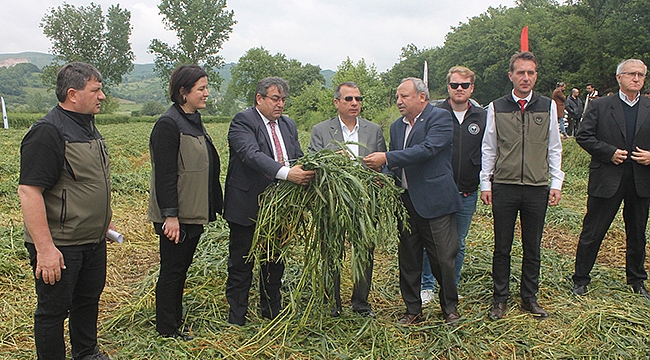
0, 52, 54, 69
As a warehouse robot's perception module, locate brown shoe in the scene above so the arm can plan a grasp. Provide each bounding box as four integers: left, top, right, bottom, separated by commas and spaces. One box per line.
489, 302, 507, 320
521, 301, 549, 319
445, 311, 460, 326
397, 313, 422, 325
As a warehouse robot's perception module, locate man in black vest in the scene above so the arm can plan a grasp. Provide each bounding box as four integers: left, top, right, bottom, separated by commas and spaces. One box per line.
572, 59, 650, 300
18, 62, 115, 360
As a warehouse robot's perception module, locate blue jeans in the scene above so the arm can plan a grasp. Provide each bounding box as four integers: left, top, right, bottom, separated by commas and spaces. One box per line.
558, 117, 567, 136
422, 191, 478, 289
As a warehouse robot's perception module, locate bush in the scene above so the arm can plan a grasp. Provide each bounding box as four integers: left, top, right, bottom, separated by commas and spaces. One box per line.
140, 101, 168, 116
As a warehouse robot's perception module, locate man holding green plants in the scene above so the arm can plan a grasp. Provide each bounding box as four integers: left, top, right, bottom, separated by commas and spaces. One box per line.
365, 77, 462, 326
309, 81, 386, 318
223, 77, 315, 326
18, 62, 114, 360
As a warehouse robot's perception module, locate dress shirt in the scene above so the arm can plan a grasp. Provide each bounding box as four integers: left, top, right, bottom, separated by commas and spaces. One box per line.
338, 116, 360, 157
619, 90, 640, 107
398, 111, 422, 189
480, 90, 564, 191
256, 107, 290, 180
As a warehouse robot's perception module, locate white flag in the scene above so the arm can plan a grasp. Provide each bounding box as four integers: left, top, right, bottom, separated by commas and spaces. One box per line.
1, 97, 7, 129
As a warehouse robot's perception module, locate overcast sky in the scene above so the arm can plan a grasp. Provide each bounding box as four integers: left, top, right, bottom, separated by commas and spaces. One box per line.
0, 0, 516, 72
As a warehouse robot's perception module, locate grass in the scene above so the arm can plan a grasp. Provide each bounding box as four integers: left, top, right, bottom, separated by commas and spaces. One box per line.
0, 124, 649, 359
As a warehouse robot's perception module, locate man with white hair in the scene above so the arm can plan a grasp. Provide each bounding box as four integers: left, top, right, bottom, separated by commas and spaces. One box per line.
572, 59, 650, 300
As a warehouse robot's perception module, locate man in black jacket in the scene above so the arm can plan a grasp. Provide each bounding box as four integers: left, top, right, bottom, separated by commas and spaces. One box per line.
565, 88, 583, 136
573, 59, 650, 300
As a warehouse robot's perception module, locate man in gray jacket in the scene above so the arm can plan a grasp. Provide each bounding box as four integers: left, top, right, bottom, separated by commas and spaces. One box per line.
309, 82, 386, 317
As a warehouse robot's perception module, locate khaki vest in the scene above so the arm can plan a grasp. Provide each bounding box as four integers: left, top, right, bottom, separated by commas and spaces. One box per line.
493, 94, 552, 186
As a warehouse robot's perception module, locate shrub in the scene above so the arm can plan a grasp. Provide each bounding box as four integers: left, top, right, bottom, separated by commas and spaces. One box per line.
140, 101, 168, 116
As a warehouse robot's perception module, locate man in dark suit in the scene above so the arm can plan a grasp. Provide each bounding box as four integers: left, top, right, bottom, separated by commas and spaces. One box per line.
309, 81, 386, 317
481, 52, 564, 320
223, 77, 315, 325
572, 59, 650, 300
365, 77, 462, 326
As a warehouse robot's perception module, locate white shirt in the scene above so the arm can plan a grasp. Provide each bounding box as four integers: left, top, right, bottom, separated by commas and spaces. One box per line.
619, 90, 640, 107
338, 116, 360, 157
256, 107, 290, 180
398, 112, 422, 189
454, 109, 468, 124
480, 90, 564, 191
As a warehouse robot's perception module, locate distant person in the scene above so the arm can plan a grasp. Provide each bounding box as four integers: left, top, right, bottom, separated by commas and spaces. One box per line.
552, 82, 568, 137
583, 83, 599, 114
481, 52, 564, 320
420, 66, 486, 304
565, 88, 583, 136
308, 81, 386, 317
644, 90, 650, 99
223, 77, 315, 325
364, 78, 462, 326
18, 62, 114, 360
572, 59, 650, 300
148, 65, 223, 340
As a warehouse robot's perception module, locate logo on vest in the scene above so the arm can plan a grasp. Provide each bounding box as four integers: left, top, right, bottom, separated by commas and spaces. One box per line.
468, 123, 481, 135
534, 116, 544, 125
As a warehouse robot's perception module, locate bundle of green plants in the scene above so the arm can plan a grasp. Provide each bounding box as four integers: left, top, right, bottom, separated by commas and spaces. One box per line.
249, 146, 407, 323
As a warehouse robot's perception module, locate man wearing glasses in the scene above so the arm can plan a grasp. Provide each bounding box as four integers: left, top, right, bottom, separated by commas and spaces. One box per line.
481, 52, 564, 320
223, 77, 315, 325
421, 66, 486, 304
572, 59, 650, 300
308, 82, 386, 318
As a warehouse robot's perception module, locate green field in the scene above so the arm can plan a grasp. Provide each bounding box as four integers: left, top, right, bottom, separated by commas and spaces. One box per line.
0, 122, 649, 359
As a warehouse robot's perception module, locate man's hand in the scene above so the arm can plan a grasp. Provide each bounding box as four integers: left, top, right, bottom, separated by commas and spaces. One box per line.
611, 149, 628, 165
363, 152, 387, 172
287, 164, 315, 186
548, 189, 561, 206
631, 146, 650, 166
35, 245, 65, 285
163, 216, 181, 244
480, 190, 492, 205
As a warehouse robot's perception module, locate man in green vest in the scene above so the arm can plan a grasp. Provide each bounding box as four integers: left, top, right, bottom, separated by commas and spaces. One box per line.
480, 52, 564, 321
18, 62, 115, 360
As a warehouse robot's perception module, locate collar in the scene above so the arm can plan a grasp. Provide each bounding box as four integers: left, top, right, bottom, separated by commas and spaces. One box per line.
256, 107, 276, 125
511, 90, 533, 104
619, 90, 640, 107
338, 116, 359, 132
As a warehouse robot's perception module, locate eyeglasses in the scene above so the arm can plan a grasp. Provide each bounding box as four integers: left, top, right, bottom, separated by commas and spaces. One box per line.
339, 96, 363, 102
449, 82, 472, 89
263, 94, 287, 103
620, 72, 646, 79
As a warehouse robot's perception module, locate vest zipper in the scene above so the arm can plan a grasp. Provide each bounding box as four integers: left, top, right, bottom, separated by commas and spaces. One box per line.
520, 111, 525, 184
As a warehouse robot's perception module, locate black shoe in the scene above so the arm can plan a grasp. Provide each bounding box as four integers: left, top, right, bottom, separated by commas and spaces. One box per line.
160, 330, 194, 341
353, 309, 375, 318
572, 283, 587, 296
488, 302, 507, 320
78, 352, 111, 360
521, 301, 549, 319
330, 307, 341, 317
632, 283, 650, 300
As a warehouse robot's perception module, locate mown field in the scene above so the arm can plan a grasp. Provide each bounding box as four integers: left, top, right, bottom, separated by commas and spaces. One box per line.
0, 122, 649, 359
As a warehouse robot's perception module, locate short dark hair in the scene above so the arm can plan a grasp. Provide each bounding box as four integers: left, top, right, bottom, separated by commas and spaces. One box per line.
255, 77, 290, 104
509, 51, 537, 73
334, 82, 359, 99
55, 62, 103, 103
586, 83, 594, 88
169, 65, 208, 105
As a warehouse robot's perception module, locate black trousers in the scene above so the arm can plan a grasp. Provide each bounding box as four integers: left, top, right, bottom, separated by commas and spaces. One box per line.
399, 192, 459, 316
492, 184, 549, 303
328, 248, 374, 312
155, 231, 200, 335
226, 221, 284, 325
567, 117, 579, 136
25, 240, 106, 360
573, 164, 649, 286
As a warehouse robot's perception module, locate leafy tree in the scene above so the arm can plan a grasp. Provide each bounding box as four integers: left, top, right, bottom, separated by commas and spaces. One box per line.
229, 47, 324, 106
140, 101, 168, 116
148, 0, 236, 91
40, 3, 134, 88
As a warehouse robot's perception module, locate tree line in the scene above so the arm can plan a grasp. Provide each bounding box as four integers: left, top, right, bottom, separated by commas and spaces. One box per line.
2, 0, 647, 120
